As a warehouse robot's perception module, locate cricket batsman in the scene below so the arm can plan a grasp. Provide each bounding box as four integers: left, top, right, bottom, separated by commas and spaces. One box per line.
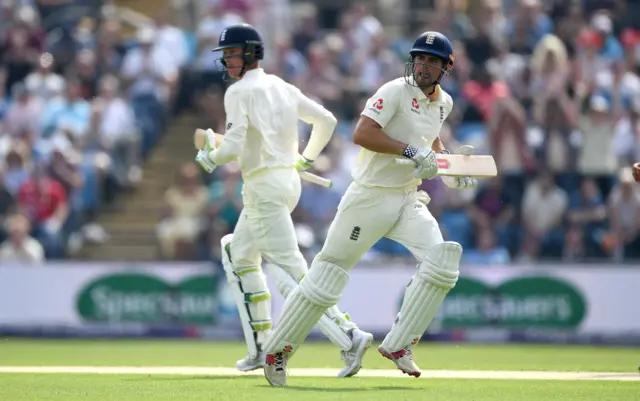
262, 31, 478, 386
194, 23, 373, 377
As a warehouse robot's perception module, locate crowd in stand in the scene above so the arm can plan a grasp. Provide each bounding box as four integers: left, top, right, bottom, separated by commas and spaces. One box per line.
0, 1, 172, 262
1, 0, 639, 265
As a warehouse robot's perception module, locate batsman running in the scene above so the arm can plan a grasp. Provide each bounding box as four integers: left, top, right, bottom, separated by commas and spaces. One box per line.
263, 31, 478, 386
194, 23, 373, 377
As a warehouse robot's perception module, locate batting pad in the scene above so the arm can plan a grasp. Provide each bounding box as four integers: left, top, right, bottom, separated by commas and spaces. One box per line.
268, 263, 353, 351
221, 235, 271, 358
264, 261, 349, 355
381, 242, 461, 352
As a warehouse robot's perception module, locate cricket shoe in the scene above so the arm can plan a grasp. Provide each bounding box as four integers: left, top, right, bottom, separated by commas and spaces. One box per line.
337, 328, 374, 377
235, 351, 265, 372
378, 345, 421, 377
264, 352, 288, 387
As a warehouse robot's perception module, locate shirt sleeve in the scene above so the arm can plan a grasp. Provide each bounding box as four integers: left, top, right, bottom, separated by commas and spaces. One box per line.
360, 81, 401, 129
209, 87, 249, 165
294, 85, 337, 161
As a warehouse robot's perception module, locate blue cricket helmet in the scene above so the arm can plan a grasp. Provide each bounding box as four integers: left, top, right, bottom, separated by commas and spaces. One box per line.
405, 31, 454, 90
213, 23, 264, 78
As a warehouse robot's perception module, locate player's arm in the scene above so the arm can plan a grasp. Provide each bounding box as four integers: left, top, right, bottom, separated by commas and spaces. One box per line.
354, 84, 410, 156
294, 87, 337, 161
208, 88, 248, 165
353, 116, 407, 154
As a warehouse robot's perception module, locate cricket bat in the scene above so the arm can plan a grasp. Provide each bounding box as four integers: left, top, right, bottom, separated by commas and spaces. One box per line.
394, 154, 497, 178
193, 129, 333, 188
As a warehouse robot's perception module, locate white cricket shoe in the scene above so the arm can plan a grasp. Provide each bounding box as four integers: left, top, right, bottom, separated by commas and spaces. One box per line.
378, 345, 421, 377
235, 351, 265, 372
337, 328, 374, 377
264, 352, 288, 387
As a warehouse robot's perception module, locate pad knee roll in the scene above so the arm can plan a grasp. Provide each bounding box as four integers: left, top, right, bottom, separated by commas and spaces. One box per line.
417, 241, 462, 290
299, 261, 349, 308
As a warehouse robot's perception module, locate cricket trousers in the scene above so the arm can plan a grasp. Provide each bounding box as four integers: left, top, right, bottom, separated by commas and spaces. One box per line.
230, 167, 307, 280
314, 181, 445, 270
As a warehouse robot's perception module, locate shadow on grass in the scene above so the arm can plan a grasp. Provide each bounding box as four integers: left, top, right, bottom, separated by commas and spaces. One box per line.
122, 376, 422, 391
122, 375, 257, 382
256, 385, 421, 392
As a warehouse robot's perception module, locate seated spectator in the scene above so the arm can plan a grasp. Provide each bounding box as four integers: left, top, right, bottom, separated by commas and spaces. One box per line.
0, 166, 16, 242
0, 213, 44, 263
157, 162, 208, 260
463, 227, 510, 265
91, 74, 141, 187
3, 82, 41, 147
16, 162, 68, 259
469, 176, 517, 255
2, 142, 31, 196
566, 178, 608, 258
24, 52, 65, 102
121, 27, 178, 153
2, 6, 42, 93
69, 49, 99, 100
607, 167, 640, 260
39, 78, 91, 149
520, 170, 569, 260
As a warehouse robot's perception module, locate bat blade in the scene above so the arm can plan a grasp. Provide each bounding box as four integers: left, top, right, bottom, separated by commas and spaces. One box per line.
437, 154, 497, 177
393, 154, 498, 178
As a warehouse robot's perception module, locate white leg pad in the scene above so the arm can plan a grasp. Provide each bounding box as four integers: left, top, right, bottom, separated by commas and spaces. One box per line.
267, 263, 354, 351
264, 261, 349, 355
221, 235, 272, 358
381, 242, 461, 352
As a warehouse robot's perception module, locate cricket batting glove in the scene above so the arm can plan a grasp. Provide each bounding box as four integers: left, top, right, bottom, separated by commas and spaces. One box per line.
203, 128, 218, 152
295, 154, 313, 172
195, 149, 217, 174
441, 145, 477, 189
404, 145, 438, 180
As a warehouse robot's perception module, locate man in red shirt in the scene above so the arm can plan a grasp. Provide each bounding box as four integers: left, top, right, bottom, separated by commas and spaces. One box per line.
16, 164, 68, 258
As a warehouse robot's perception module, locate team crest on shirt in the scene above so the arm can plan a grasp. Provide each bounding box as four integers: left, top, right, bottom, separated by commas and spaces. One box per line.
411, 98, 420, 114
368, 98, 384, 114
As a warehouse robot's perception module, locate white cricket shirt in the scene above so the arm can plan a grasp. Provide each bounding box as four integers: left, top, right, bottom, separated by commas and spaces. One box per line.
211, 68, 336, 178
355, 78, 454, 188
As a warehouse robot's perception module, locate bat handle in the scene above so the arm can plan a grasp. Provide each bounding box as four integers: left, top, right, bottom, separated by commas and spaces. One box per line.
299, 171, 332, 188
394, 159, 415, 166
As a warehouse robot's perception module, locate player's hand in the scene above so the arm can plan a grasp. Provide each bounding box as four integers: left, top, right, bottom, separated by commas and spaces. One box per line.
195, 149, 217, 174
410, 147, 439, 180
204, 128, 218, 152
295, 154, 313, 172
441, 145, 478, 189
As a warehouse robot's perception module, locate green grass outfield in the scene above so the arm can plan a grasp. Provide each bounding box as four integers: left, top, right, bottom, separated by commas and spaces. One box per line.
0, 339, 638, 400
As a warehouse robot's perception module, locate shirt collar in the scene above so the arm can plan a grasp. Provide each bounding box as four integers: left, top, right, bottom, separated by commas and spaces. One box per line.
408, 78, 442, 105
243, 68, 264, 78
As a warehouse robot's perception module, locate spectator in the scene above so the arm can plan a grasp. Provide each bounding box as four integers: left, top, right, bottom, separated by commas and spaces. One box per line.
607, 167, 640, 261
24, 52, 65, 102
565, 178, 608, 259
3, 82, 41, 147
157, 162, 208, 260
91, 74, 141, 187
521, 171, 569, 260
39, 78, 91, 149
121, 27, 178, 152
16, 162, 68, 259
0, 166, 17, 242
469, 177, 517, 255
0, 213, 44, 263
463, 227, 511, 265
2, 142, 31, 196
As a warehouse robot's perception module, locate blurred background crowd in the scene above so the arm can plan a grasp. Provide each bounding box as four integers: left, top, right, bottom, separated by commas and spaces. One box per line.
1, 0, 639, 266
